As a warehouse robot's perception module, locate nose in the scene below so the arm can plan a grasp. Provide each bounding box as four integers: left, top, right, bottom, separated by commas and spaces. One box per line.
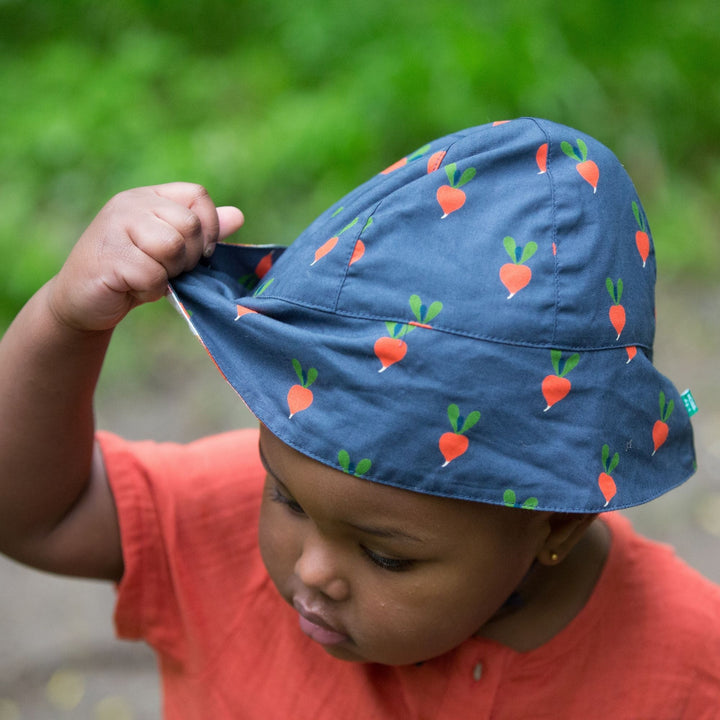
294, 531, 350, 602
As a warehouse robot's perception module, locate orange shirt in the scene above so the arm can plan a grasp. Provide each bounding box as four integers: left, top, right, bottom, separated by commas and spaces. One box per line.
100, 429, 720, 719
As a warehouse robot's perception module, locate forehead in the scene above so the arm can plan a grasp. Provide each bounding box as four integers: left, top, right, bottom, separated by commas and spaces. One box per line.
258, 425, 535, 545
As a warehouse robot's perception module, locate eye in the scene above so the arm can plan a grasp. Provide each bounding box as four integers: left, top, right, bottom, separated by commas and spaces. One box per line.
270, 485, 306, 516
362, 546, 415, 573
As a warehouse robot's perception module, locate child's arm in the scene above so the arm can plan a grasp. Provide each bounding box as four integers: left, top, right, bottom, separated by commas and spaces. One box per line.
0, 183, 244, 581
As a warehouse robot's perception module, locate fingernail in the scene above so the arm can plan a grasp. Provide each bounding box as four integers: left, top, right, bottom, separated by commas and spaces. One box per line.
203, 243, 216, 258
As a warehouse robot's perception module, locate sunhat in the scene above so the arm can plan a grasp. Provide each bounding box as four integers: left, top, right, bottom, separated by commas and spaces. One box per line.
169, 117, 696, 513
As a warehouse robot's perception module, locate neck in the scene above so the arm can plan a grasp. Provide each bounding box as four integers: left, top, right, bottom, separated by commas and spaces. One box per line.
477, 518, 611, 652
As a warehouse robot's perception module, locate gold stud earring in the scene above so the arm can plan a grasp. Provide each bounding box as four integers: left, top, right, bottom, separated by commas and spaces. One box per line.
550, 551, 559, 563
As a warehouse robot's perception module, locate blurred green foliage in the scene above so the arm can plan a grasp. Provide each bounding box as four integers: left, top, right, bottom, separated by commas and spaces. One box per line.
1, 0, 719, 331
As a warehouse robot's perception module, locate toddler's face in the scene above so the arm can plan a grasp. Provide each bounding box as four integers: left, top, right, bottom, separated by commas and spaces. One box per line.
257, 425, 552, 665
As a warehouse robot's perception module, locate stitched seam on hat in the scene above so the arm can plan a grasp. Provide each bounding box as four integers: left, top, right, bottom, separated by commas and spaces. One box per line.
252, 294, 651, 352
529, 118, 560, 346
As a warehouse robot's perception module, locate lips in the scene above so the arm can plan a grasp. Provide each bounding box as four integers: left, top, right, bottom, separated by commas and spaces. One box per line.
293, 600, 349, 646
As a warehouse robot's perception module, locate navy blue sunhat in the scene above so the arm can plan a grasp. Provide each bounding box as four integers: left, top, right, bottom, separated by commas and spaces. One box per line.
169, 117, 696, 513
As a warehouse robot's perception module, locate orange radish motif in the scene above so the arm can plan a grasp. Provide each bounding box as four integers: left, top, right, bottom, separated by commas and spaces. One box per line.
536, 143, 548, 174
499, 236, 537, 298
239, 251, 275, 289
287, 359, 317, 418
606, 277, 626, 340
427, 150, 446, 173
561, 139, 599, 192
652, 390, 674, 455
381, 144, 431, 174
234, 304, 257, 320
439, 403, 481, 467
338, 450, 372, 478
311, 217, 359, 265
632, 201, 650, 267
598, 444, 619, 506
542, 349, 580, 411
348, 217, 373, 267
374, 295, 443, 372
626, 346, 637, 364
437, 162, 476, 218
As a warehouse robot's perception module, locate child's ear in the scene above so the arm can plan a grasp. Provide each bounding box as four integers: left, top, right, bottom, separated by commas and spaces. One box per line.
537, 513, 599, 566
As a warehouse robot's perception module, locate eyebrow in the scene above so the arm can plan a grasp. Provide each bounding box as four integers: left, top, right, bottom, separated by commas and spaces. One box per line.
258, 441, 426, 544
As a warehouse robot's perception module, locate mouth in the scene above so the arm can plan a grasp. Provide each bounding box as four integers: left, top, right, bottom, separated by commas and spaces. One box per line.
293, 600, 350, 646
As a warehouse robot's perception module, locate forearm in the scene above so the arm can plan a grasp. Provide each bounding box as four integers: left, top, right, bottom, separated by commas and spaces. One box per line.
0, 278, 112, 554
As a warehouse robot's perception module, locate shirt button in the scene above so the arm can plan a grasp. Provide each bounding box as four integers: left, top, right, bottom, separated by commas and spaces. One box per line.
473, 662, 483, 682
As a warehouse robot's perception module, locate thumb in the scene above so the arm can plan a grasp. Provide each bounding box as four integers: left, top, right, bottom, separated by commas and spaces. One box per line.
217, 206, 245, 240
204, 206, 245, 256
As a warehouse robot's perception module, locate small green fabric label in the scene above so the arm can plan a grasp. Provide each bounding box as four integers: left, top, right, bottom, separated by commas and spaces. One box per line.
681, 389, 698, 417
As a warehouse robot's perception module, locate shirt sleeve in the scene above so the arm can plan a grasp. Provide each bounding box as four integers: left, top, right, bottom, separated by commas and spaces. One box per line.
97, 428, 265, 664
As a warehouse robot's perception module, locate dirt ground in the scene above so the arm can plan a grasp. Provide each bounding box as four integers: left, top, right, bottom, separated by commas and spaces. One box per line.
1, 278, 718, 719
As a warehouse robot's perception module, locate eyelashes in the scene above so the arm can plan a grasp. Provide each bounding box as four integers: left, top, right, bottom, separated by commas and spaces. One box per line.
268, 483, 415, 573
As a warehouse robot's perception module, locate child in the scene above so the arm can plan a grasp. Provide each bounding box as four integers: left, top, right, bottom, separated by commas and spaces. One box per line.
0, 118, 718, 718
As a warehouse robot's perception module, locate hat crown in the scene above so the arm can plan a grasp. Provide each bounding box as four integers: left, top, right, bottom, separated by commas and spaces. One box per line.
263, 118, 655, 353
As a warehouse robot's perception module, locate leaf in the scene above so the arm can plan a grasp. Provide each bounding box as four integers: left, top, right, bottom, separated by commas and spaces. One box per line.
520, 241, 537, 264
362, 216, 373, 232
608, 451, 620, 475
632, 200, 645, 231
503, 489, 517, 507
562, 352, 580, 376
457, 167, 476, 188
445, 162, 457, 186
338, 449, 350, 472
331, 206, 344, 218
408, 143, 431, 161
305, 367, 318, 387
460, 410, 481, 434
253, 278, 274, 297
576, 138, 588, 162
601, 443, 610, 470
424, 300, 443, 323
550, 349, 562, 375
659, 390, 666, 416
522, 497, 539, 510
447, 403, 460, 433
385, 320, 398, 336
409, 294, 422, 321
396, 322, 414, 338
503, 236, 517, 261
292, 358, 304, 384
616, 278, 623, 304
355, 458, 372, 476
340, 216, 359, 235
561, 141, 580, 162
605, 277, 615, 302
664, 399, 675, 422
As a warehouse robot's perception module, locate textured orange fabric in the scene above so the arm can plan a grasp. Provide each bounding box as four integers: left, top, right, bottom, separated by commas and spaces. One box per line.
99, 429, 720, 719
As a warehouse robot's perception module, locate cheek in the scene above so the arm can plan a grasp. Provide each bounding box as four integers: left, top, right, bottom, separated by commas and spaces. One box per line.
257, 500, 298, 590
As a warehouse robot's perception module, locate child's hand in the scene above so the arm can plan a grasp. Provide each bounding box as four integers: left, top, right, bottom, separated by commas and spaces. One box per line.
48, 183, 244, 332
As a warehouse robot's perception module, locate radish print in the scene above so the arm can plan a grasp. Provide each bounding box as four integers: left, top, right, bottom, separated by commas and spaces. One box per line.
606, 277, 626, 340
381, 144, 431, 175
374, 294, 443, 371
348, 218, 373, 266
287, 359, 317, 418
439, 403, 481, 467
598, 444, 619, 506
427, 150, 446, 174
536, 143, 548, 174
437, 162, 476, 218
338, 450, 372, 478
632, 201, 650, 267
311, 217, 359, 265
652, 390, 674, 455
234, 304, 257, 320
499, 236, 537, 298
503, 489, 539, 510
561, 139, 599, 192
542, 349, 580, 411
239, 251, 275, 289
